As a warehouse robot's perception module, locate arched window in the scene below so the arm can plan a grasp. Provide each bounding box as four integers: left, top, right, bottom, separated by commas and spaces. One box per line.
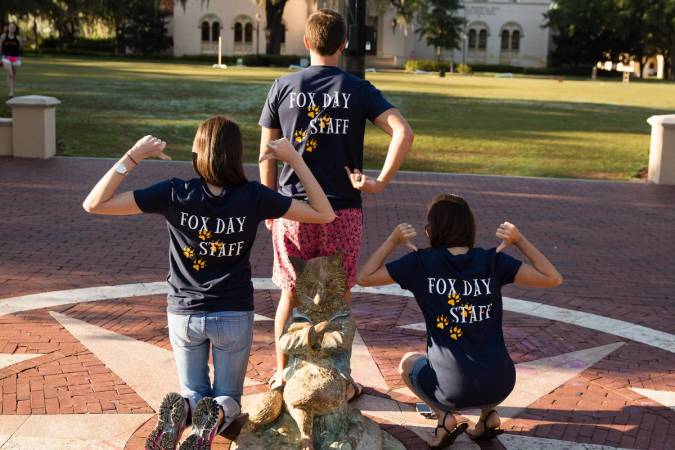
281, 23, 286, 44
478, 29, 487, 50
468, 29, 477, 49
501, 30, 510, 50
234, 22, 243, 43
211, 22, 220, 42
511, 30, 520, 51
201, 21, 210, 42
244, 23, 253, 43
233, 16, 254, 53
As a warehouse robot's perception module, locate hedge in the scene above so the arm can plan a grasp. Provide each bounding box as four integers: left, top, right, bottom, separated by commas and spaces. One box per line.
35, 40, 305, 67
199, 54, 306, 67
40, 37, 117, 55
404, 59, 472, 74
403, 60, 621, 78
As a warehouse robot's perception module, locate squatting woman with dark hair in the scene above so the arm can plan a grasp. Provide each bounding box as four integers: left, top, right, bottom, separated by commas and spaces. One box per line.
82, 116, 334, 450
357, 194, 562, 448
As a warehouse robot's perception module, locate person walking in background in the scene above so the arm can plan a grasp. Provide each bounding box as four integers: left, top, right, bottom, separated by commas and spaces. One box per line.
1, 22, 23, 97
258, 8, 414, 397
82, 117, 334, 450
357, 194, 563, 448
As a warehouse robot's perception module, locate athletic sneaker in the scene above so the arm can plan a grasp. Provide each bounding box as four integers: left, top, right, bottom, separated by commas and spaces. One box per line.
145, 392, 188, 450
178, 397, 222, 450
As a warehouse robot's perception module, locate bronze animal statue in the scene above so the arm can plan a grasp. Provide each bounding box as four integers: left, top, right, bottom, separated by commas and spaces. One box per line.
234, 252, 398, 450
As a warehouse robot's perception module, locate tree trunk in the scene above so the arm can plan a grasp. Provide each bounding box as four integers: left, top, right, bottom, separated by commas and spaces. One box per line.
115, 21, 125, 55
265, 0, 287, 55
33, 15, 39, 51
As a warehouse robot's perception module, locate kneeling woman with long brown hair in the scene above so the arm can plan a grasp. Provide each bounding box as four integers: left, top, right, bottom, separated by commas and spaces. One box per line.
83, 116, 335, 450
357, 194, 562, 448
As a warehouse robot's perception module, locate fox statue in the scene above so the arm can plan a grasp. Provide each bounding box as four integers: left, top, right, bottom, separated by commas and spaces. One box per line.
237, 252, 391, 450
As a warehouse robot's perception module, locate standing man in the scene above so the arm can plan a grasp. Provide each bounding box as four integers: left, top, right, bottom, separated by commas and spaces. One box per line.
259, 9, 414, 396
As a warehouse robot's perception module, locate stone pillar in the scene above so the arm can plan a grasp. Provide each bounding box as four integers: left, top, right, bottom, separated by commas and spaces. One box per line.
647, 115, 675, 185
0, 118, 11, 156
7, 95, 61, 159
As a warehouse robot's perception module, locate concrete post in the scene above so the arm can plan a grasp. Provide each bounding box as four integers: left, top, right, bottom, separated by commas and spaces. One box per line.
0, 118, 11, 156
647, 115, 675, 185
7, 95, 61, 159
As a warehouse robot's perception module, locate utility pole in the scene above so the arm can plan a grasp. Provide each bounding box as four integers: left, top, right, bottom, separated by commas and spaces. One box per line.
344, 0, 367, 79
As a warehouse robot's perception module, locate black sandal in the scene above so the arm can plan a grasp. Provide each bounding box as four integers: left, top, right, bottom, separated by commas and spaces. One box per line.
429, 412, 469, 449
470, 409, 504, 441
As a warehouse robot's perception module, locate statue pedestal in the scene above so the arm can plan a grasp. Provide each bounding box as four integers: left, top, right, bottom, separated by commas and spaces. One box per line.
232, 412, 405, 450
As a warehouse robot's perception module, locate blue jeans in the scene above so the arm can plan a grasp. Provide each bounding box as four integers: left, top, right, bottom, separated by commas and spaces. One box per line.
167, 310, 254, 421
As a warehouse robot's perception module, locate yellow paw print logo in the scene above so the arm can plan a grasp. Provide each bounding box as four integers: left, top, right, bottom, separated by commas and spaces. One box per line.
461, 303, 473, 319
192, 258, 206, 271
436, 315, 449, 330
448, 292, 461, 306
449, 326, 463, 341
182, 246, 195, 259
307, 105, 320, 118
198, 228, 212, 241
294, 129, 307, 143
318, 116, 331, 129
306, 139, 318, 153
210, 240, 223, 253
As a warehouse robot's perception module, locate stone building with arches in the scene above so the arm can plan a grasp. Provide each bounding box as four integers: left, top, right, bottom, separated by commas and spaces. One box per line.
168, 0, 553, 68
456, 1, 552, 68
170, 0, 309, 57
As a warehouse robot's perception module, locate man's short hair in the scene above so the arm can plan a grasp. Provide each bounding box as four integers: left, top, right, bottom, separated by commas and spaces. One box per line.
305, 9, 347, 56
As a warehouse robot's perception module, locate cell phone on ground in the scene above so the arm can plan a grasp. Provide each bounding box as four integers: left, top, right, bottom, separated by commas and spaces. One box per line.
416, 402, 436, 419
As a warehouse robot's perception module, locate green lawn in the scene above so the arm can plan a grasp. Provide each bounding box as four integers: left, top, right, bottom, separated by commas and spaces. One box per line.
4, 55, 675, 179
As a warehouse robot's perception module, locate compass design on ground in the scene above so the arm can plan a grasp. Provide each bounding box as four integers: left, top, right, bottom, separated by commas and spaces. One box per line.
1, 281, 673, 449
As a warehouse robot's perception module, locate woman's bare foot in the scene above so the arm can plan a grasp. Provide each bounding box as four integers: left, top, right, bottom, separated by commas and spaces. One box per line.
467, 409, 501, 439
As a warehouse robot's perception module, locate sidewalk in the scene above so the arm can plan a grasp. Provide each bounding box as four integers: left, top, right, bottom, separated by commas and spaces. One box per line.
0, 157, 673, 449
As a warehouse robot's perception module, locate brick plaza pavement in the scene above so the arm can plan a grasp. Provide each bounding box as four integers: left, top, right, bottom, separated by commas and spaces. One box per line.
0, 156, 674, 449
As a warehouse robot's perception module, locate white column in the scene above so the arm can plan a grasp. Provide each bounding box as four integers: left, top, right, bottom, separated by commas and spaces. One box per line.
647, 114, 675, 185
7, 95, 61, 159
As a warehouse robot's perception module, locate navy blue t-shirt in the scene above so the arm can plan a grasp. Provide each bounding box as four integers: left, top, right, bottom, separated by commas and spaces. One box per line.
386, 247, 522, 409
134, 178, 292, 314
259, 65, 394, 209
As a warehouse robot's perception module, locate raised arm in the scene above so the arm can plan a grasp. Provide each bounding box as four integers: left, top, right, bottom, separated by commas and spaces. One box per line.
357, 223, 417, 286
346, 109, 414, 194
82, 136, 171, 215
496, 222, 564, 288
260, 138, 335, 224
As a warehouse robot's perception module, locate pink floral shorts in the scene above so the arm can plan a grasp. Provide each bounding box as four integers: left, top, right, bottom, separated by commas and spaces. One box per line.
272, 208, 363, 292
